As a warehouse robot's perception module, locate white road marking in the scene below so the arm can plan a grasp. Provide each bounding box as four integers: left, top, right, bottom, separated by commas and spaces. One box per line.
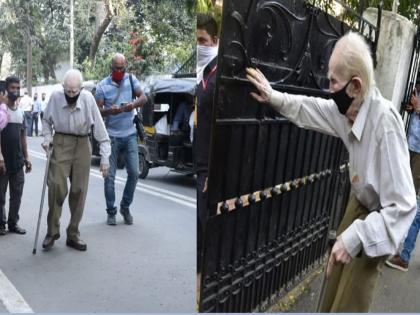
0, 269, 33, 313
28, 149, 196, 209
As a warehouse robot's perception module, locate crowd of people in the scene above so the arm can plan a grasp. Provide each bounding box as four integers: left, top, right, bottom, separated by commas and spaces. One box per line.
0, 53, 147, 252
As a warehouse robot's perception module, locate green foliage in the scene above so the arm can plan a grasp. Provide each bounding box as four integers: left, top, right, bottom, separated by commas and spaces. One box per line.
0, 0, 195, 83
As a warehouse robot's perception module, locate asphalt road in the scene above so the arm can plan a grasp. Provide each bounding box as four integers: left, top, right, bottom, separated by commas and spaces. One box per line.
0, 136, 196, 312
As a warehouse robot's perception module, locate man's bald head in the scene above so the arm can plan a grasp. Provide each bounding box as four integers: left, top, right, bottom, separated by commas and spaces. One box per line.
63, 69, 83, 95
112, 53, 126, 67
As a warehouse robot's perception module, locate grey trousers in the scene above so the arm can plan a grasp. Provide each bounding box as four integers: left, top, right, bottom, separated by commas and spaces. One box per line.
0, 169, 25, 228
47, 134, 91, 240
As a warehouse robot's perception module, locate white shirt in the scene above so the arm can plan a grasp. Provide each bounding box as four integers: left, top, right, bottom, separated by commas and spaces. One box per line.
42, 89, 111, 165
270, 87, 416, 258
19, 95, 32, 112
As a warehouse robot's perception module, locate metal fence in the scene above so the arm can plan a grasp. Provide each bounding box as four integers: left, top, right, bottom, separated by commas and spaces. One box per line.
199, 0, 381, 312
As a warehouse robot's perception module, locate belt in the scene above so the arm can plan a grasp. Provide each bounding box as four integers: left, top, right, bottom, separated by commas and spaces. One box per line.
54, 132, 90, 138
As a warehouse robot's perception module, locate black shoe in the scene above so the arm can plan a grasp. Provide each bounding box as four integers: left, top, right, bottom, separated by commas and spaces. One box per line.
120, 208, 133, 225
0, 226, 6, 236
42, 233, 60, 250
107, 214, 116, 225
66, 238, 87, 251
8, 225, 26, 234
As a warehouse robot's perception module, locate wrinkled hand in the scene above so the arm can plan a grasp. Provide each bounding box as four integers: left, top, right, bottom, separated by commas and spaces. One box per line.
326, 237, 352, 279
100, 164, 109, 178
246, 68, 273, 103
41, 142, 51, 156
122, 103, 135, 112
24, 160, 32, 173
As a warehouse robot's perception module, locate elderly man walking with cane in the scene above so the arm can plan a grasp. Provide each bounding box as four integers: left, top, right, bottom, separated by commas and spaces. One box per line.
40, 69, 111, 252
246, 32, 416, 312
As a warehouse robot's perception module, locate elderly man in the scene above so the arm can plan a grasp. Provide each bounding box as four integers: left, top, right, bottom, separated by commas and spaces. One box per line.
41, 69, 110, 251
247, 32, 416, 312
96, 53, 147, 226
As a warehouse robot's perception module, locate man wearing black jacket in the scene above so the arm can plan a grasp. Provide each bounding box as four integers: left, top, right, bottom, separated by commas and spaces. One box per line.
196, 13, 219, 269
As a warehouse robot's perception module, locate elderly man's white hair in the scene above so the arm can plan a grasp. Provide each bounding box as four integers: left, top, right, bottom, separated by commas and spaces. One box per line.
63, 69, 83, 88
332, 31, 375, 98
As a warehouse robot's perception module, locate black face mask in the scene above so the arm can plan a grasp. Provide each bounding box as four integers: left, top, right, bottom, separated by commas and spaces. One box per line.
65, 93, 80, 105
7, 90, 20, 102
330, 79, 354, 115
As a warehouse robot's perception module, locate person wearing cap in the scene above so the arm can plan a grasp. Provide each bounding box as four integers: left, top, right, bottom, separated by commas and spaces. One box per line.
41, 69, 111, 251
246, 32, 416, 312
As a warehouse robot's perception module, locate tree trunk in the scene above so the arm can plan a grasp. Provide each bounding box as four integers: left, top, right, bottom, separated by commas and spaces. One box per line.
70, 0, 74, 68
26, 35, 33, 96
89, 0, 114, 67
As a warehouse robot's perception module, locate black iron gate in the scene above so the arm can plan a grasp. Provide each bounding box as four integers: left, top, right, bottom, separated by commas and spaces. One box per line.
199, 0, 381, 312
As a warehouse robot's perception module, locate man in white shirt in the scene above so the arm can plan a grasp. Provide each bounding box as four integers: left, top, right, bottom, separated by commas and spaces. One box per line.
18, 91, 33, 136
41, 69, 111, 252
246, 32, 416, 312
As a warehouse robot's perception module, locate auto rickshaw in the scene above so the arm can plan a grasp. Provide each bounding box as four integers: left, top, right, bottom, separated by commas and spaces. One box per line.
138, 77, 196, 179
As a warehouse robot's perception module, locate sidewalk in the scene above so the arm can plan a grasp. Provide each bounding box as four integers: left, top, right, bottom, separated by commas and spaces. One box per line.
276, 238, 420, 312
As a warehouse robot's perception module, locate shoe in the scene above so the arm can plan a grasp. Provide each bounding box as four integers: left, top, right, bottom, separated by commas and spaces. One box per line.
120, 208, 133, 225
42, 234, 60, 250
0, 226, 6, 236
66, 238, 87, 251
8, 225, 26, 234
107, 214, 116, 225
385, 255, 409, 272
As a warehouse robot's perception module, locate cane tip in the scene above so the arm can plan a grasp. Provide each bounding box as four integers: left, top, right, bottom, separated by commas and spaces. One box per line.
32, 249, 36, 255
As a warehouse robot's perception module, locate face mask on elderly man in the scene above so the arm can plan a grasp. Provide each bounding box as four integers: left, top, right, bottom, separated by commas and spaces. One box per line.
330, 78, 355, 115
196, 44, 218, 83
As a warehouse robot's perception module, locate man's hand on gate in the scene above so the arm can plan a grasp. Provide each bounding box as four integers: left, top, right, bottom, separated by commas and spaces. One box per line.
326, 236, 352, 279
100, 164, 109, 178
41, 142, 49, 153
246, 68, 273, 104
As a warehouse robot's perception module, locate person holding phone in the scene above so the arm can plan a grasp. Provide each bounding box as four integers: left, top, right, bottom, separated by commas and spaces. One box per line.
95, 53, 147, 226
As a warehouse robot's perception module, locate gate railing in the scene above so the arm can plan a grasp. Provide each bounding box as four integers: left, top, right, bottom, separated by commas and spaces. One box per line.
200, 0, 380, 312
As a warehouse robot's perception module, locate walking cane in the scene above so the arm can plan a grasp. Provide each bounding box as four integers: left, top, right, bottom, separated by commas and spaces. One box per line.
32, 145, 52, 255
316, 230, 337, 312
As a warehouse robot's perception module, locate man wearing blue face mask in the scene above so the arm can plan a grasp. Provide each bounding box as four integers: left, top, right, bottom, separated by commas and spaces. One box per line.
196, 13, 218, 270
246, 32, 416, 312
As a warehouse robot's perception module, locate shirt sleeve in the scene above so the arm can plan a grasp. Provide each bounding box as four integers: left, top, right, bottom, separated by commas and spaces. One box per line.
42, 95, 54, 146
340, 131, 417, 257
91, 98, 111, 165
95, 83, 105, 102
132, 75, 142, 94
270, 90, 343, 138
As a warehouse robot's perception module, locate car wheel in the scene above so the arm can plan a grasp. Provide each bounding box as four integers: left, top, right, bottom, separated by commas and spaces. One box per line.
139, 153, 149, 179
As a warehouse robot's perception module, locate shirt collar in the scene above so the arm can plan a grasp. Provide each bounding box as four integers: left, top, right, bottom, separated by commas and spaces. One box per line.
350, 89, 373, 141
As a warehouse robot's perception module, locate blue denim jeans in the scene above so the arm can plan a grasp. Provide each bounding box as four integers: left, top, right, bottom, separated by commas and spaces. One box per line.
400, 199, 420, 263
104, 134, 139, 215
